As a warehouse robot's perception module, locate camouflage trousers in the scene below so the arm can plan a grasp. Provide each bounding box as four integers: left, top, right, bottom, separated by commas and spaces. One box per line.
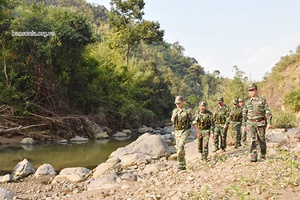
174, 129, 190, 169
214, 124, 228, 151
246, 123, 267, 160
232, 122, 242, 148
196, 129, 210, 160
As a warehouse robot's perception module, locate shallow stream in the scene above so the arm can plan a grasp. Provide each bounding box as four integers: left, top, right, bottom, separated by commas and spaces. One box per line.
0, 136, 138, 176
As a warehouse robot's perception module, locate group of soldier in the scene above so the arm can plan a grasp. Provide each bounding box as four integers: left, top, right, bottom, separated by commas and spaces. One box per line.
171, 83, 272, 171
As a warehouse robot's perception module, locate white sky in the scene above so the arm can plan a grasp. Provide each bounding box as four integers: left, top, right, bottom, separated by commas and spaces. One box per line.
87, 0, 300, 81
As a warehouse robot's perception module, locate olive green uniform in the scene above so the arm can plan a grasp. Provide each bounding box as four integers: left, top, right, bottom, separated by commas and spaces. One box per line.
242, 96, 272, 161
230, 105, 243, 148
193, 109, 214, 161
172, 107, 195, 169
213, 104, 230, 151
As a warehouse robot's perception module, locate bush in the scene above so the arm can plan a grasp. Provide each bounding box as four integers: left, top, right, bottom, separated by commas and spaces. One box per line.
272, 110, 299, 129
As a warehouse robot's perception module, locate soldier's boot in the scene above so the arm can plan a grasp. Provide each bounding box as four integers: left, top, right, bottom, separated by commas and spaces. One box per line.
250, 153, 258, 162
260, 154, 266, 161
178, 163, 186, 171
201, 157, 208, 162
212, 147, 219, 153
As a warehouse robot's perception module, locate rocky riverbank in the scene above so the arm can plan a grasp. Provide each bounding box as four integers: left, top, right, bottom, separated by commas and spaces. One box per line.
0, 128, 300, 199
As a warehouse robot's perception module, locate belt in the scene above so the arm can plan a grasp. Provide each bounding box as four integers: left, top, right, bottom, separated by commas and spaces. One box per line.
248, 118, 265, 122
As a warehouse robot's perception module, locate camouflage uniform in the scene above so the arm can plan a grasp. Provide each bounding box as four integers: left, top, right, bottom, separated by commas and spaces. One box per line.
193, 101, 214, 161
242, 84, 272, 162
172, 96, 196, 170
230, 99, 243, 148
213, 97, 231, 152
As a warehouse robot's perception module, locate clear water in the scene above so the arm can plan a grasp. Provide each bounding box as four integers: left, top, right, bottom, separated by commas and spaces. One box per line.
0, 136, 138, 176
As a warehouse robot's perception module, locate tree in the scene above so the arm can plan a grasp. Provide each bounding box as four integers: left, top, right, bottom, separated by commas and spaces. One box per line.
4, 2, 94, 114
108, 0, 164, 64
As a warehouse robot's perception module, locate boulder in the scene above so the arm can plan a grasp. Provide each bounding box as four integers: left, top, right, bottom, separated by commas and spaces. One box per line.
94, 132, 109, 139
0, 174, 11, 183
11, 159, 35, 180
70, 136, 89, 143
20, 137, 35, 145
35, 163, 57, 177
53, 167, 90, 183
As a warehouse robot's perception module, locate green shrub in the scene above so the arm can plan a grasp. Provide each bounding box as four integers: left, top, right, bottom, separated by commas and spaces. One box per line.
284, 86, 300, 112
272, 110, 299, 128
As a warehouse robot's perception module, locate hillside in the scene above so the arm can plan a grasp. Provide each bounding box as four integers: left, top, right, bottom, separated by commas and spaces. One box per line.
261, 46, 300, 115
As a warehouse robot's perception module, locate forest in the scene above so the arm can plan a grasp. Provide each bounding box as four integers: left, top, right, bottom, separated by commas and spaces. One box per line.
0, 0, 299, 139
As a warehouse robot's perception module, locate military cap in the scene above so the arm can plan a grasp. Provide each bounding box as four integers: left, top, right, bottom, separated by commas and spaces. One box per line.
238, 97, 244, 102
199, 101, 207, 107
248, 83, 257, 91
217, 97, 224, 102
174, 96, 184, 104
232, 99, 238, 105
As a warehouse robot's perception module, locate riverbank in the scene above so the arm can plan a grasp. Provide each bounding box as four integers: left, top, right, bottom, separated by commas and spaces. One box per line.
1, 128, 300, 199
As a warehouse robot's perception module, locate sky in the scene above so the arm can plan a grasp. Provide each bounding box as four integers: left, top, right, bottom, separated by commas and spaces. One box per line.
86, 0, 300, 81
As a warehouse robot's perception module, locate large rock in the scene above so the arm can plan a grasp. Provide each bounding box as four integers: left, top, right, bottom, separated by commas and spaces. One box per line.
53, 167, 90, 183
92, 157, 120, 179
11, 159, 35, 180
94, 132, 109, 139
70, 136, 89, 143
20, 137, 35, 145
0, 175, 11, 183
266, 129, 287, 144
88, 173, 120, 191
110, 133, 171, 159
35, 163, 57, 177
93, 133, 171, 178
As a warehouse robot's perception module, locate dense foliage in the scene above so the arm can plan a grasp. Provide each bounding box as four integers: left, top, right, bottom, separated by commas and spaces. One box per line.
0, 0, 298, 137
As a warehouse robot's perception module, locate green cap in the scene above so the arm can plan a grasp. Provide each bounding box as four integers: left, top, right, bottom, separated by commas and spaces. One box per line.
217, 97, 224, 102
248, 83, 257, 91
174, 96, 184, 104
199, 101, 207, 107
238, 98, 244, 102
232, 99, 238, 105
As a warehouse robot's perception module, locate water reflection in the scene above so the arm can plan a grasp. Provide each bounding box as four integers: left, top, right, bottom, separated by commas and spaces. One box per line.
0, 136, 138, 176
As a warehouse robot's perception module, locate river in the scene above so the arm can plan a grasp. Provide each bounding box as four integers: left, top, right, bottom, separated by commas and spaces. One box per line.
0, 135, 139, 176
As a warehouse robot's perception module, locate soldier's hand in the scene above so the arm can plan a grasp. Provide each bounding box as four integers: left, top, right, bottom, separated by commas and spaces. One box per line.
242, 126, 246, 132
224, 124, 228, 129
196, 133, 201, 139
267, 124, 272, 129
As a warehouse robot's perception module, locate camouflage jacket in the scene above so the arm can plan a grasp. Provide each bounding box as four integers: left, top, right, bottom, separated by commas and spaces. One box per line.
193, 109, 214, 130
172, 108, 194, 130
230, 106, 243, 123
213, 104, 231, 125
242, 96, 272, 126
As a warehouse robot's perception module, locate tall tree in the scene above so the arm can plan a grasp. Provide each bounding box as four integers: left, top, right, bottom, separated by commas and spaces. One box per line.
108, 0, 164, 64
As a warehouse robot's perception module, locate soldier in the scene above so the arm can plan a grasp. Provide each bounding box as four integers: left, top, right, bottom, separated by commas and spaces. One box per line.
242, 83, 272, 162
193, 101, 214, 161
171, 96, 199, 170
212, 97, 231, 152
230, 99, 243, 148
238, 97, 247, 143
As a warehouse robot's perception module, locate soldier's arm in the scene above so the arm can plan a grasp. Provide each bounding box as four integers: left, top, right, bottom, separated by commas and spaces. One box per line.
171, 109, 177, 122
264, 99, 272, 129
190, 111, 200, 137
